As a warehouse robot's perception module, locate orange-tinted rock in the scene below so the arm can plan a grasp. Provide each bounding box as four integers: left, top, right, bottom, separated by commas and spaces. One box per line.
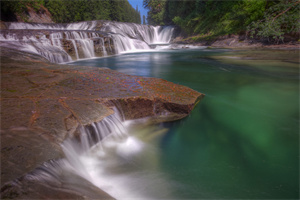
0, 47, 204, 193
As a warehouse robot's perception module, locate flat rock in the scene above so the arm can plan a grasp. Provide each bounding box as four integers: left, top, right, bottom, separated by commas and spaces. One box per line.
0, 47, 204, 198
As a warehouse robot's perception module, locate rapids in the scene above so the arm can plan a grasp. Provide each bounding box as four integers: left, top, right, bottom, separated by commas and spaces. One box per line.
0, 20, 175, 63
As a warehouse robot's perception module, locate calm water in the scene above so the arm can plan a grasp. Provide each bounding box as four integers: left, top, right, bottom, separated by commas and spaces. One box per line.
70, 48, 299, 199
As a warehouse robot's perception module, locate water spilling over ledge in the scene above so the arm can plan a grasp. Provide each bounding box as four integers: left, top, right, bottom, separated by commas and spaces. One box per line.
0, 46, 204, 199
1, 107, 174, 199
0, 20, 175, 63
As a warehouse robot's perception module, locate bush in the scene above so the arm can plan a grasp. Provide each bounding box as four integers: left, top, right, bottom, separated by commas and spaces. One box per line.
248, 0, 300, 43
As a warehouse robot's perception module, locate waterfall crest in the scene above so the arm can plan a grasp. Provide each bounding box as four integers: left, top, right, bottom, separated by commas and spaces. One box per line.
0, 20, 175, 63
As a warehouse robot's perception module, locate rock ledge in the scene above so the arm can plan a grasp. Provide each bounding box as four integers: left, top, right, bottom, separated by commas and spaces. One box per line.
0, 47, 204, 198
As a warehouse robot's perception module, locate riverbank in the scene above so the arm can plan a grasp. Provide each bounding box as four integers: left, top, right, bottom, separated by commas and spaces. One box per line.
0, 47, 204, 199
172, 34, 300, 49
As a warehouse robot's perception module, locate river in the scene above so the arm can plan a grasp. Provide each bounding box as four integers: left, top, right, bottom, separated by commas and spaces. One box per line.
69, 48, 299, 199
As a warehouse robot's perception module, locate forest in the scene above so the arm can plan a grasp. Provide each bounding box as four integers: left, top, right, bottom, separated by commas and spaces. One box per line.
1, 0, 299, 43
0, 0, 142, 24
143, 0, 300, 43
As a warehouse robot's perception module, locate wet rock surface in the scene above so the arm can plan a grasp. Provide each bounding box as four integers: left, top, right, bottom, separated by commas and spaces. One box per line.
0, 47, 204, 199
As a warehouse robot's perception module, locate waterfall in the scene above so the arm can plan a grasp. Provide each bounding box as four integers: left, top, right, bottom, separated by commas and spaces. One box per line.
50, 32, 64, 50
61, 109, 128, 178
111, 34, 150, 54
100, 38, 107, 56
27, 107, 157, 199
65, 31, 95, 59
153, 26, 175, 44
0, 20, 175, 63
70, 39, 79, 60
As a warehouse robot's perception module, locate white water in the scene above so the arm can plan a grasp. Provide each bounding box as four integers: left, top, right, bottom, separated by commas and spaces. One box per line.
29, 108, 174, 199
0, 20, 175, 63
65, 31, 96, 58
7, 20, 98, 30
99, 38, 107, 56
99, 21, 174, 44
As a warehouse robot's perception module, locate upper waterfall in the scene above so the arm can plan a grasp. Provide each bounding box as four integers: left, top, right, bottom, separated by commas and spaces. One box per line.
0, 20, 175, 63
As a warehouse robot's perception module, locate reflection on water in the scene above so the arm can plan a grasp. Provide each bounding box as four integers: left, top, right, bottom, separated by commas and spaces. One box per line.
70, 48, 299, 199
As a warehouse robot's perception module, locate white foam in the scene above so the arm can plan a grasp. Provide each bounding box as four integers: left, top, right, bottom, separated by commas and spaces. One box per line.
3, 21, 176, 63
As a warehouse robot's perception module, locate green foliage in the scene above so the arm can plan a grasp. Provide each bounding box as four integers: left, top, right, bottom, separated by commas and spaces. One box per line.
248, 0, 300, 43
144, 0, 299, 43
169, 0, 267, 35
1, 0, 141, 24
143, 0, 166, 25
1, 0, 44, 21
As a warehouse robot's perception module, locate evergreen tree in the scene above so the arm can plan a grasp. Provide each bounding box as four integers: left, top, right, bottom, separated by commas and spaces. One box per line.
143, 0, 299, 42
1, 0, 142, 24
143, 15, 146, 25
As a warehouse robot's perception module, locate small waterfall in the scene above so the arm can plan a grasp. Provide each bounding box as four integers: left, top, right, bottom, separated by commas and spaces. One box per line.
112, 34, 150, 54
65, 31, 95, 59
70, 39, 79, 60
50, 32, 63, 48
154, 26, 175, 44
26, 107, 154, 199
100, 38, 107, 56
22, 105, 175, 199
0, 20, 175, 63
60, 109, 128, 180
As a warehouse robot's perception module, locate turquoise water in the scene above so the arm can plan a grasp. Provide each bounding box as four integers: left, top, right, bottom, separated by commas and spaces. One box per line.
70, 48, 299, 199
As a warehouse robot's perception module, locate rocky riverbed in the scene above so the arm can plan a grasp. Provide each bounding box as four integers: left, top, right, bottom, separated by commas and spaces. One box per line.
0, 47, 204, 199
172, 34, 300, 49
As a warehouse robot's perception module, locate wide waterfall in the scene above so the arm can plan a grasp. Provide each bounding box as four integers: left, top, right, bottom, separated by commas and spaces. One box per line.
0, 20, 175, 63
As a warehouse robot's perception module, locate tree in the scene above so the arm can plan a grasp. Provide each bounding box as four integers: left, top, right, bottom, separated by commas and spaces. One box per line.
1, 0, 45, 22
143, 0, 166, 25
248, 0, 300, 43
1, 0, 150, 24
143, 15, 146, 25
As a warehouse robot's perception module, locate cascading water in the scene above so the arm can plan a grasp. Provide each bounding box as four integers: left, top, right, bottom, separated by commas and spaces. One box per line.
64, 31, 96, 58
58, 108, 128, 182
0, 20, 175, 63
24, 107, 173, 199
6, 20, 98, 30
111, 34, 151, 54
99, 21, 174, 44
153, 26, 175, 44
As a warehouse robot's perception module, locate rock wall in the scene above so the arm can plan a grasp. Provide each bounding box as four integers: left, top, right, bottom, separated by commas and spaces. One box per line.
20, 5, 54, 23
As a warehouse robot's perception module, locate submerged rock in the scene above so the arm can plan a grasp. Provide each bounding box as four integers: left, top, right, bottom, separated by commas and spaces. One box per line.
0, 47, 204, 198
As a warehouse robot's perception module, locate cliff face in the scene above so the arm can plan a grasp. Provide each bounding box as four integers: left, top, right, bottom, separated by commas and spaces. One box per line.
1, 4, 53, 23
19, 5, 54, 23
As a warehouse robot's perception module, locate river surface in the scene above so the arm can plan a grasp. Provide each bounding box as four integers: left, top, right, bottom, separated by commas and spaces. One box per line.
70, 48, 299, 199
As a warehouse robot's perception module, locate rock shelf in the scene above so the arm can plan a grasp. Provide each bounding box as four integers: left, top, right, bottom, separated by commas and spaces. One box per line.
0, 47, 204, 198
